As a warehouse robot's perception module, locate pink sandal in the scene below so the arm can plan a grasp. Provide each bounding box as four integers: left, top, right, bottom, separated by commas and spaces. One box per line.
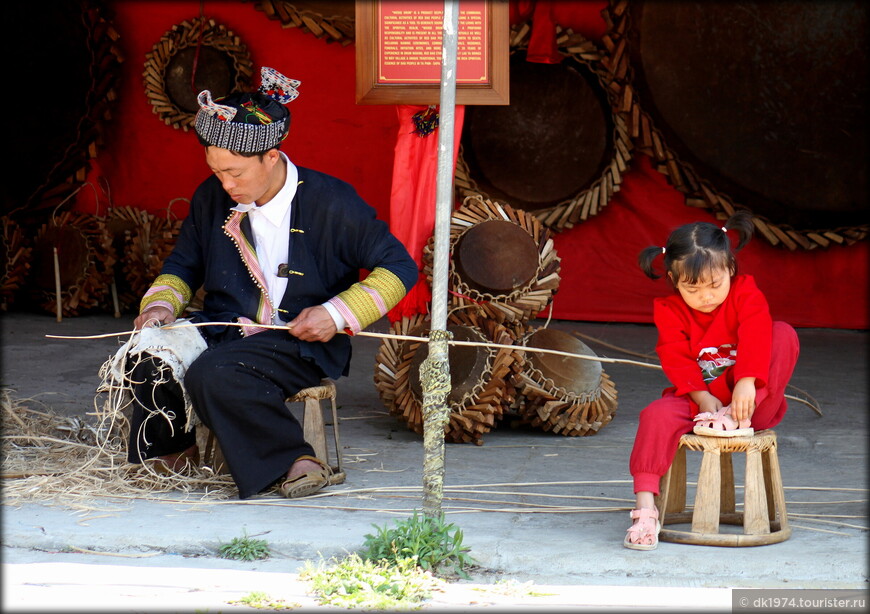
623, 507, 660, 551
693, 406, 754, 437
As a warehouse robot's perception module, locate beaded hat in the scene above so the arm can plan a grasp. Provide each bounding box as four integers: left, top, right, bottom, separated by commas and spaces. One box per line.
194, 67, 301, 154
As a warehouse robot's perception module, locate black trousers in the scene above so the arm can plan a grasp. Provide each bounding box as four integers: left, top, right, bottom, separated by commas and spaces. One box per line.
127, 329, 325, 498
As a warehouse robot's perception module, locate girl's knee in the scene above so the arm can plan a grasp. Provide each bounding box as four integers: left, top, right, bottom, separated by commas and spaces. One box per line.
772, 321, 799, 352
639, 398, 687, 423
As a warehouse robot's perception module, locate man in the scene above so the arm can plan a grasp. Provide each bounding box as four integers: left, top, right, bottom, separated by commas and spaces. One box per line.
127, 67, 417, 499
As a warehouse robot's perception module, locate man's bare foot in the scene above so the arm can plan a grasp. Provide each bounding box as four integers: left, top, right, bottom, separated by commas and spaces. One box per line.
278, 455, 331, 499
286, 457, 322, 481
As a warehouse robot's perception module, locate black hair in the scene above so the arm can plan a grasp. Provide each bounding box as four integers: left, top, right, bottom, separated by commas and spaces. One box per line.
638, 209, 755, 284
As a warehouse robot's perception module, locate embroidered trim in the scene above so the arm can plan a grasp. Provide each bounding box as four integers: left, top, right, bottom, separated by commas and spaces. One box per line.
328, 267, 407, 334
237, 315, 268, 336
140, 275, 192, 316
223, 211, 274, 325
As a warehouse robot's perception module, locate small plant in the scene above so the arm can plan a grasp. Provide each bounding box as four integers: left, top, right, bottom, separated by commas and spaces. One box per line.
228, 591, 299, 610
474, 578, 556, 598
300, 553, 440, 610
218, 530, 271, 561
360, 511, 477, 579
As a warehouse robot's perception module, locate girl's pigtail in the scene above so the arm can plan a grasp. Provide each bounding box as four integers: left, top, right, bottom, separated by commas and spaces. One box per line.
638, 245, 666, 279
723, 209, 755, 252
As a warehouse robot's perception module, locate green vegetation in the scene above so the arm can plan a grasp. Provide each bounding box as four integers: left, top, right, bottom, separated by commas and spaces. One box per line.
300, 511, 476, 609
218, 530, 271, 561
228, 591, 299, 610
360, 511, 477, 579
300, 553, 440, 610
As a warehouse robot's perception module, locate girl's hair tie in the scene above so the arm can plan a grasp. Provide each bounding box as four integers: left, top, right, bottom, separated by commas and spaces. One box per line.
661, 246, 666, 254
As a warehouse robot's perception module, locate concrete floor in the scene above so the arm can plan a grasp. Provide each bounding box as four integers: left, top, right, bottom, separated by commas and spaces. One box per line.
1, 311, 867, 610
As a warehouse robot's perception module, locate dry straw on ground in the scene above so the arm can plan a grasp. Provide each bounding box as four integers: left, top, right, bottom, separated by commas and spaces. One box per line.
1, 388, 236, 513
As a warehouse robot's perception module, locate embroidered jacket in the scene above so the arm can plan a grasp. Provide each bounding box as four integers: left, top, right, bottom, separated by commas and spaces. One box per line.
141, 167, 417, 379
653, 274, 773, 405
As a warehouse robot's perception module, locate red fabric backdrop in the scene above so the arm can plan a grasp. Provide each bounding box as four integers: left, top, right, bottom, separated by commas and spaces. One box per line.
75, 1, 868, 329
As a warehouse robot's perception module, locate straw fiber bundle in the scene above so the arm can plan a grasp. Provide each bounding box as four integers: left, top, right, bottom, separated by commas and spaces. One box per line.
1, 384, 235, 513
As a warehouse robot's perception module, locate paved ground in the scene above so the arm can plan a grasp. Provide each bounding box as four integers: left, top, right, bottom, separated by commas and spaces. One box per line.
1, 312, 867, 611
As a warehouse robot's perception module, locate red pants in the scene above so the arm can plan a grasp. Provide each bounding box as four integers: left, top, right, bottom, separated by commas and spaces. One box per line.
630, 322, 800, 495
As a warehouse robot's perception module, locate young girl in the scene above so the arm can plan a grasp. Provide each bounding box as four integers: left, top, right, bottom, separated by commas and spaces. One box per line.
624, 209, 800, 550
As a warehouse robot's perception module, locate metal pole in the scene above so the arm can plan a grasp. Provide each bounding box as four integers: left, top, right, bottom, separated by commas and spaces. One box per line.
421, 0, 459, 518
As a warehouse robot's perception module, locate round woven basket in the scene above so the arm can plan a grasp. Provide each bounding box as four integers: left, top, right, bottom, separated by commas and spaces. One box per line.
600, 0, 867, 249
511, 326, 618, 436
107, 206, 183, 313
455, 26, 634, 232
373, 311, 525, 445
30, 211, 115, 317
422, 196, 560, 325
143, 17, 253, 132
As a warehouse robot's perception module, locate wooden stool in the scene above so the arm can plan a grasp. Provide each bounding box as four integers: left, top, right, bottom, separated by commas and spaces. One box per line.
288, 379, 345, 485
655, 430, 790, 547
199, 379, 345, 485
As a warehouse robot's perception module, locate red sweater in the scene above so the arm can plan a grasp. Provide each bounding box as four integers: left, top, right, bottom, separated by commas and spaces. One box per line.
654, 274, 772, 403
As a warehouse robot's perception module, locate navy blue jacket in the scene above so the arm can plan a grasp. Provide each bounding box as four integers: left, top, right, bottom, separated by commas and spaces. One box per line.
161, 166, 417, 378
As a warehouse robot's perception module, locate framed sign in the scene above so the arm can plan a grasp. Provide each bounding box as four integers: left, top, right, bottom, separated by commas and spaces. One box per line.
355, 0, 509, 105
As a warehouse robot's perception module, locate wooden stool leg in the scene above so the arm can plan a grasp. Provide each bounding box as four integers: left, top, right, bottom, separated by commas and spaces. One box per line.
303, 397, 329, 465
197, 427, 228, 475
762, 450, 775, 521
743, 447, 770, 535
692, 449, 722, 534
720, 452, 735, 514
656, 444, 687, 528
766, 447, 790, 533
656, 466, 671, 525
670, 445, 687, 514
329, 395, 343, 474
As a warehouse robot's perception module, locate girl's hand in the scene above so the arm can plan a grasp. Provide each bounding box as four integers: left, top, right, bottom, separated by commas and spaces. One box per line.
730, 377, 757, 422
689, 390, 722, 416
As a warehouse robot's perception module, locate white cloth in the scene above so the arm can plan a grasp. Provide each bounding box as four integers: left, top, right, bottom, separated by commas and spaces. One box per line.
104, 319, 208, 429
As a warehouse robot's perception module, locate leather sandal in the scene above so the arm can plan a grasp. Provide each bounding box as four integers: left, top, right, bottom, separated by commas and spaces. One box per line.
623, 507, 660, 551
278, 455, 332, 499
693, 406, 753, 437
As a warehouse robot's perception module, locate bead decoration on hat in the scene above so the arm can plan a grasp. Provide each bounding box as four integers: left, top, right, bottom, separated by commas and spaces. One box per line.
194, 66, 301, 153
258, 67, 301, 104
197, 91, 237, 122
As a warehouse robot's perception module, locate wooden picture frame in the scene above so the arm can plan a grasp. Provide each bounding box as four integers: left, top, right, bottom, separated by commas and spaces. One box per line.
355, 0, 509, 105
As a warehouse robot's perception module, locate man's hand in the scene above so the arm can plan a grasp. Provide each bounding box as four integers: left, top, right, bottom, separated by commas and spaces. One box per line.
134, 306, 176, 330
288, 305, 338, 342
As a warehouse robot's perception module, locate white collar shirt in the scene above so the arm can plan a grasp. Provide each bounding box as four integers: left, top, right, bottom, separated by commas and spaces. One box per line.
228, 153, 346, 330
230, 152, 297, 325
